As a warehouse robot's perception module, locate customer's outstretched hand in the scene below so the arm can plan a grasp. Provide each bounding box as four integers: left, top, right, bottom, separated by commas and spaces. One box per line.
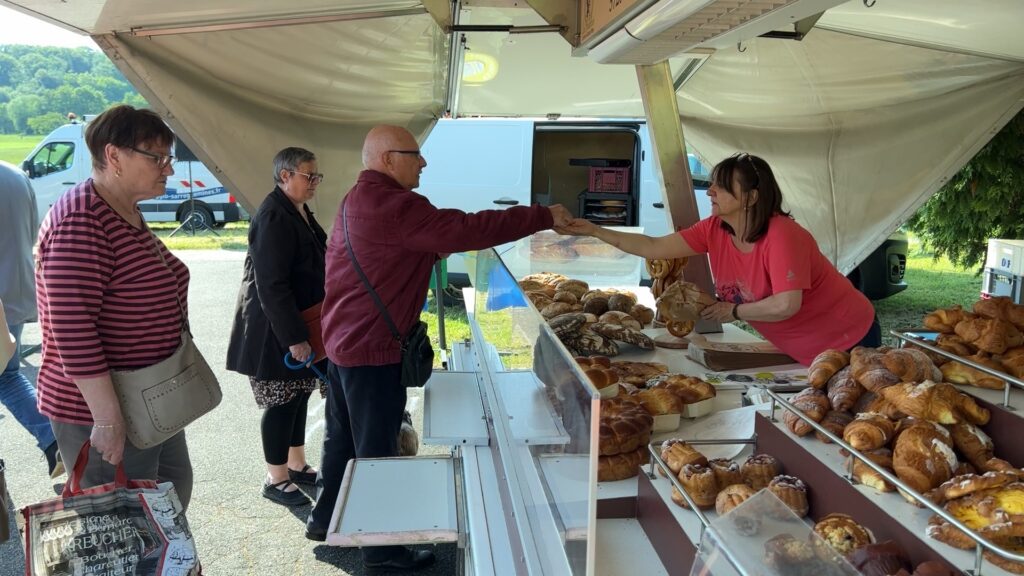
555, 218, 597, 237
547, 204, 573, 228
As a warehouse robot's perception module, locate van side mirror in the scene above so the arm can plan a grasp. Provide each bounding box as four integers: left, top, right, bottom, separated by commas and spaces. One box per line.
21, 160, 34, 178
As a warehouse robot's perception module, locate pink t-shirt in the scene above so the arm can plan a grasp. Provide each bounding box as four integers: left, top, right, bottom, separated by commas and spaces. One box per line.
680, 215, 875, 365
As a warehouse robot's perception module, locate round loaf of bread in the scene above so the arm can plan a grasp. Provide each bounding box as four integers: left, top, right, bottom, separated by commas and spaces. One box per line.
598, 447, 645, 482
599, 397, 653, 456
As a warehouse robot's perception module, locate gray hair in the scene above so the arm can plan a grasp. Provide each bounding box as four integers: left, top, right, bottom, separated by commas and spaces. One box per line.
273, 147, 317, 183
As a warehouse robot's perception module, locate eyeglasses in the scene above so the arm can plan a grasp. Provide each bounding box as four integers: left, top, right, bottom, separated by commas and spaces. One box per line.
290, 170, 324, 185
738, 152, 760, 189
130, 147, 174, 169
388, 149, 423, 159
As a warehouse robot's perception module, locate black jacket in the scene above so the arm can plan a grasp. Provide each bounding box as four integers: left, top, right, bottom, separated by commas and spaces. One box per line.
226, 187, 327, 380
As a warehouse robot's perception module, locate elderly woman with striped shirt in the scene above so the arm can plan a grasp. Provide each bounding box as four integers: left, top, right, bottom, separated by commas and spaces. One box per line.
35, 105, 194, 508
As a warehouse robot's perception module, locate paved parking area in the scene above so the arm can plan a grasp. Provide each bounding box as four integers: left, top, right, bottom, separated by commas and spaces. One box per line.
1, 249, 456, 576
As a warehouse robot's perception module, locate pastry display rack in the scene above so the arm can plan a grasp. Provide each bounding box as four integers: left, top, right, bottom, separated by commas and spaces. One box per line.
629, 410, 966, 575
891, 329, 1024, 409
763, 387, 1024, 575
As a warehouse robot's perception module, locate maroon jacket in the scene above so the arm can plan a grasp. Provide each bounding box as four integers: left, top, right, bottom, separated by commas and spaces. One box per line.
323, 170, 554, 366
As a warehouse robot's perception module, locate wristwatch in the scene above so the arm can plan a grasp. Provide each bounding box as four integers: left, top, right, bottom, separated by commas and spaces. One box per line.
732, 304, 741, 321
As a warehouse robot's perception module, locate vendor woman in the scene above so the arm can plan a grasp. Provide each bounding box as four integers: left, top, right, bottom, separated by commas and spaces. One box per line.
555, 153, 880, 365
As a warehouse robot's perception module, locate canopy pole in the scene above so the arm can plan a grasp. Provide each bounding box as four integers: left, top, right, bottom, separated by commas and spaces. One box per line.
636, 61, 721, 333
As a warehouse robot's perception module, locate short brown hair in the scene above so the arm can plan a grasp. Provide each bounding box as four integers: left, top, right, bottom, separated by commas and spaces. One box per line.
85, 105, 174, 171
711, 153, 790, 243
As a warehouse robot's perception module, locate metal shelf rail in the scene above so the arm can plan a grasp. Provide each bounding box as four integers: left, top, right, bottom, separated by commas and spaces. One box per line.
764, 387, 1024, 575
891, 329, 1024, 410
644, 437, 756, 576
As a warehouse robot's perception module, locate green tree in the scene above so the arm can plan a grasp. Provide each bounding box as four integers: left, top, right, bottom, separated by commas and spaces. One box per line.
908, 110, 1024, 270
0, 53, 20, 86
26, 112, 65, 135
6, 94, 43, 133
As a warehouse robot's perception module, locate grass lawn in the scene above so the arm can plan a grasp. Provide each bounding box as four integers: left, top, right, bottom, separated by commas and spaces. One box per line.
151, 221, 249, 251
874, 238, 982, 345
0, 133, 41, 165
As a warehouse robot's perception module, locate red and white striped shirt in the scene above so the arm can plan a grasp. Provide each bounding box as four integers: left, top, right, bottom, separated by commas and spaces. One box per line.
35, 179, 190, 424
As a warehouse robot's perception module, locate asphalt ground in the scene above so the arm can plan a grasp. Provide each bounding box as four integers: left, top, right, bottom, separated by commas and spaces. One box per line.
1, 249, 456, 576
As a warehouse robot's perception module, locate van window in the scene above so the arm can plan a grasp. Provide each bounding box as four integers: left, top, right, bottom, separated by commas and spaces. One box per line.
30, 142, 75, 176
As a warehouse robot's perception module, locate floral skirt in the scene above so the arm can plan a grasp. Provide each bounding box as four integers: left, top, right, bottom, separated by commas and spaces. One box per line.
249, 376, 326, 409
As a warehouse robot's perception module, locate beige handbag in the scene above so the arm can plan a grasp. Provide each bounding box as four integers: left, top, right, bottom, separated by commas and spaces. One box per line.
111, 328, 221, 449
109, 231, 222, 449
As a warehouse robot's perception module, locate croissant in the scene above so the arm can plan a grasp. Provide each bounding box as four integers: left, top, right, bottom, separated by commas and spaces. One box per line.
924, 305, 974, 333
858, 367, 900, 392
954, 317, 1024, 355
783, 388, 830, 436
826, 366, 864, 412
815, 410, 853, 444
864, 395, 904, 421
879, 381, 986, 425
882, 348, 940, 383
974, 296, 1024, 331
847, 448, 895, 492
843, 412, 896, 451
633, 387, 683, 416
892, 419, 957, 494
941, 355, 1006, 390
1001, 346, 1024, 379
850, 347, 887, 380
904, 342, 949, 367
949, 422, 994, 471
936, 333, 977, 357
808, 349, 850, 389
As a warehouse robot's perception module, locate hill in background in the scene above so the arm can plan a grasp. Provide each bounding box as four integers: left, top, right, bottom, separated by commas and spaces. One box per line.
0, 44, 147, 135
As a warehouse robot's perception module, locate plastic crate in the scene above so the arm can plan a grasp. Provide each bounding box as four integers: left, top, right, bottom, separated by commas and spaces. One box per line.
588, 167, 630, 193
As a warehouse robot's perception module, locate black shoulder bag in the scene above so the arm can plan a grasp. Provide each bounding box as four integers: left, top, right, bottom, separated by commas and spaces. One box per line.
343, 201, 434, 388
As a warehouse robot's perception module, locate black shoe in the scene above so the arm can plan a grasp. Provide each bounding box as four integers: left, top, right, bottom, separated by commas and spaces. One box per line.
304, 522, 327, 542
363, 548, 435, 572
288, 464, 318, 486
262, 480, 310, 507
44, 442, 65, 479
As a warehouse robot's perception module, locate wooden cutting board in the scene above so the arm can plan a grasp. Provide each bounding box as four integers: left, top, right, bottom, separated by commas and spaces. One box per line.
654, 333, 690, 349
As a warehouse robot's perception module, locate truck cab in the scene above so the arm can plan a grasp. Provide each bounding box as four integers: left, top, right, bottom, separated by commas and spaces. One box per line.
22, 120, 246, 229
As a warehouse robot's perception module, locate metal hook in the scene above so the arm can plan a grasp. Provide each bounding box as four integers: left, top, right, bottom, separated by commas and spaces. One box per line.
737, 42, 747, 53
864, 0, 875, 7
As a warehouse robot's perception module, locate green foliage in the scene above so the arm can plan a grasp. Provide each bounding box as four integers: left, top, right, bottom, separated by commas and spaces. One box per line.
26, 112, 65, 135
0, 44, 148, 135
908, 110, 1024, 270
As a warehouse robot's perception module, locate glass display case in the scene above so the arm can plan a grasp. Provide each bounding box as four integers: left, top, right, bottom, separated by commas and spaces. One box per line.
468, 248, 601, 575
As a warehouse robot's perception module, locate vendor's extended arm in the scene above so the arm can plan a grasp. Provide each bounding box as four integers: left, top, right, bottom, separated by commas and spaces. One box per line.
556, 218, 697, 260
702, 290, 803, 324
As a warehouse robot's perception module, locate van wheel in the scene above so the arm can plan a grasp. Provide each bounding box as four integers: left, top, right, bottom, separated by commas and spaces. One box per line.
179, 205, 214, 231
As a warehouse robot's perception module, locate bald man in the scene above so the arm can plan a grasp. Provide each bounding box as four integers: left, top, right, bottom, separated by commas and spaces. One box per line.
307, 125, 570, 570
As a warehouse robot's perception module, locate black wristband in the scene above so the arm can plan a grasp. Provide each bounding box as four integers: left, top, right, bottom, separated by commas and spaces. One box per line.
732, 304, 741, 321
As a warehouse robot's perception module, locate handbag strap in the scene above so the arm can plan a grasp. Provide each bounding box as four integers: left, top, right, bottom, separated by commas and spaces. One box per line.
342, 200, 403, 344
141, 221, 191, 334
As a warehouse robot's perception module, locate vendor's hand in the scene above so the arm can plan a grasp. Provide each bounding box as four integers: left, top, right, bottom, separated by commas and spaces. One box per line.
91, 419, 126, 465
548, 204, 573, 228
555, 218, 598, 237
289, 341, 313, 363
701, 301, 739, 323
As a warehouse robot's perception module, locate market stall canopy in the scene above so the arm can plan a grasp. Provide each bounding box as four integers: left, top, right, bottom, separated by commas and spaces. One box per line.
3, 0, 1023, 273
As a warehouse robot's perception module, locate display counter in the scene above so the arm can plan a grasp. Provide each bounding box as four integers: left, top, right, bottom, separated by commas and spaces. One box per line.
326, 237, 1024, 576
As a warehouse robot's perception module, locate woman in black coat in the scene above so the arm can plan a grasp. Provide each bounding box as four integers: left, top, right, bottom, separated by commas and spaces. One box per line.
226, 147, 327, 507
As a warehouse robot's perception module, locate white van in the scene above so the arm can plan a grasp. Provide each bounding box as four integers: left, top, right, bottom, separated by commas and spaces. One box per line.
22, 120, 246, 229
417, 118, 712, 285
